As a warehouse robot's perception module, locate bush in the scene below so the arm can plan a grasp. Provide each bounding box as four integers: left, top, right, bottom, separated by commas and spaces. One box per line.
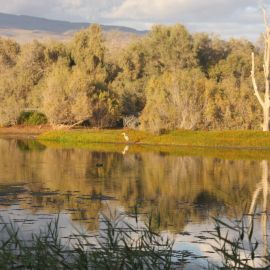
17, 111, 48, 126
140, 69, 205, 133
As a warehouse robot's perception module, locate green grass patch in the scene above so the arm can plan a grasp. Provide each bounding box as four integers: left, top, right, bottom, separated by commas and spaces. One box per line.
38, 129, 270, 160
39, 129, 270, 149
145, 130, 270, 148
39, 129, 152, 145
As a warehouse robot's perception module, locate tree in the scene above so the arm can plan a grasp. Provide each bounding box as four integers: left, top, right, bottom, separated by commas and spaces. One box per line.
140, 69, 205, 133
204, 77, 260, 130
0, 71, 24, 126
42, 61, 120, 128
0, 37, 20, 73
0, 40, 47, 126
44, 40, 70, 65
111, 41, 147, 116
43, 63, 73, 125
193, 33, 228, 74
145, 24, 196, 75
204, 38, 260, 130
251, 10, 270, 131
209, 38, 254, 83
71, 24, 107, 81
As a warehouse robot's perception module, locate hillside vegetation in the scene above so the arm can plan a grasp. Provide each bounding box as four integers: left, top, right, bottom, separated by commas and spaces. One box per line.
0, 24, 264, 133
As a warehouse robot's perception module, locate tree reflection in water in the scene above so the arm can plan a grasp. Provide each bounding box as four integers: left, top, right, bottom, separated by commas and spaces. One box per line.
0, 138, 269, 267
248, 160, 270, 267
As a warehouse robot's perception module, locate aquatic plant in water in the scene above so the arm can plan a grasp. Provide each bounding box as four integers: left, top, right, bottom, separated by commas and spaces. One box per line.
0, 209, 269, 269
0, 212, 189, 270
210, 214, 270, 270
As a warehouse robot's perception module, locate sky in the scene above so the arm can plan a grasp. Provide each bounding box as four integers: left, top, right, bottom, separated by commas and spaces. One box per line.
0, 0, 270, 40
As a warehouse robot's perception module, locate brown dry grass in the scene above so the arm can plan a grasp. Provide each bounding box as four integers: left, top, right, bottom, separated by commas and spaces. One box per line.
0, 125, 52, 136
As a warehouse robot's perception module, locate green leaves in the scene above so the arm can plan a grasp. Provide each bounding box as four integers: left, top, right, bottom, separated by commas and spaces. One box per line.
0, 22, 265, 130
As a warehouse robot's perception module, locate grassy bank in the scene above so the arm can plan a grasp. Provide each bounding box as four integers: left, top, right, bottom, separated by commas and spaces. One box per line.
39, 129, 270, 149
37, 129, 270, 160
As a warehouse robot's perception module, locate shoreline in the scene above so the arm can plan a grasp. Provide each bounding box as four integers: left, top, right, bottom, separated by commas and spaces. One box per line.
38, 129, 270, 149
0, 126, 51, 137
2, 126, 270, 150
2, 127, 270, 159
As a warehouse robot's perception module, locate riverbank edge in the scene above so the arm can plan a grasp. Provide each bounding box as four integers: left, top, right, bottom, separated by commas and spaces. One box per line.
2, 127, 270, 159
0, 125, 51, 137
38, 129, 270, 150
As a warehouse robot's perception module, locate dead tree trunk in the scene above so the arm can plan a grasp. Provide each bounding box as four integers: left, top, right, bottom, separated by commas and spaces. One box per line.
251, 10, 270, 131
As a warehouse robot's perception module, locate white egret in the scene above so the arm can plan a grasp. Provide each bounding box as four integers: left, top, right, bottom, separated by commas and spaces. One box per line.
122, 132, 129, 142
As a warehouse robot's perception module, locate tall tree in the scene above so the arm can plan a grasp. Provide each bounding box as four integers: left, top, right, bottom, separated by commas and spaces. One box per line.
145, 24, 196, 75
251, 10, 270, 131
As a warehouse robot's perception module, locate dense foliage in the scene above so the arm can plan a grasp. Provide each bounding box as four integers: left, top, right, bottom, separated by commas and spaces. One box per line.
0, 24, 264, 132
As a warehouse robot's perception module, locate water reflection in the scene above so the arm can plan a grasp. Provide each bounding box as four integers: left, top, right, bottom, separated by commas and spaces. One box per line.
248, 160, 270, 267
0, 138, 265, 228
17, 139, 46, 152
122, 145, 129, 155
0, 138, 269, 267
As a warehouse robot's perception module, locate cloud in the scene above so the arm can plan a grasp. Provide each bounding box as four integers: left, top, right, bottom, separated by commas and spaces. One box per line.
0, 0, 269, 40
104, 0, 260, 22
0, 0, 117, 21
102, 0, 269, 40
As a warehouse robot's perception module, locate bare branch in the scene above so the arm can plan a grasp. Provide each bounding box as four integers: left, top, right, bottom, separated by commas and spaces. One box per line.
263, 8, 269, 30
251, 52, 264, 107
252, 10, 270, 131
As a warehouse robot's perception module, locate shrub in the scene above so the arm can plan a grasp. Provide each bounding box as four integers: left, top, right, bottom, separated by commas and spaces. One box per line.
17, 111, 48, 125
140, 69, 205, 133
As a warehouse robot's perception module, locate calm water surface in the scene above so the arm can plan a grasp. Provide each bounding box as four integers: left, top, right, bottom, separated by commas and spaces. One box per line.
0, 137, 269, 268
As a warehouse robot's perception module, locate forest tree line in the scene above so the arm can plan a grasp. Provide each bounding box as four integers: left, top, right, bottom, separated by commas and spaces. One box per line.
0, 24, 265, 132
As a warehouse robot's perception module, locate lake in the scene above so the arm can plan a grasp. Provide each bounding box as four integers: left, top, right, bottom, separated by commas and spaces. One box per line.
0, 137, 269, 269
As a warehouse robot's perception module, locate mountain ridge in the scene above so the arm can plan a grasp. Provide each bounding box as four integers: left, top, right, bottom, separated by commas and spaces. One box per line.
0, 12, 146, 35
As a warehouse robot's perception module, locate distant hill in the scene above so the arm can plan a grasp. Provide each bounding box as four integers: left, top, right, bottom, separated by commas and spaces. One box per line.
0, 12, 145, 34
0, 12, 146, 42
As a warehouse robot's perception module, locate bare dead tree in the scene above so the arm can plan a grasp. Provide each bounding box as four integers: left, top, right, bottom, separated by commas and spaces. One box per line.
251, 9, 270, 131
